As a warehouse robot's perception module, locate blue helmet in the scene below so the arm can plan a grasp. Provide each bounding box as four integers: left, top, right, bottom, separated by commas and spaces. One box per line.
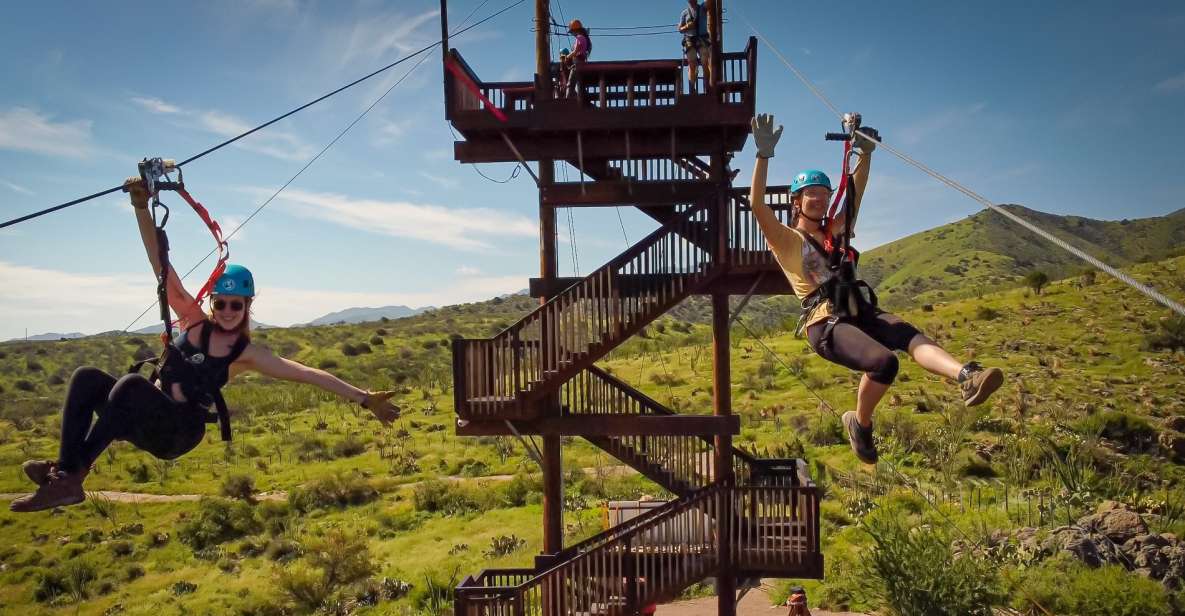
791, 169, 832, 194
560, 48, 571, 56
213, 264, 255, 297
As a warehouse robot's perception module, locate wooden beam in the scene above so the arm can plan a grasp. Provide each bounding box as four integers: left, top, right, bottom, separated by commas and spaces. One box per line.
455, 131, 746, 163
451, 98, 751, 135
529, 269, 792, 298
455, 414, 741, 437
542, 180, 714, 206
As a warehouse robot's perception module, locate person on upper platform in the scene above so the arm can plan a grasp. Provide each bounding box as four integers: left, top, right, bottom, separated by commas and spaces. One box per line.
565, 19, 592, 99
679, 0, 712, 93
746, 113, 1004, 465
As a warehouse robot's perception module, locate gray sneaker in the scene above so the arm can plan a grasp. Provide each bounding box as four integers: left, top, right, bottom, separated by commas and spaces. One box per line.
842, 411, 878, 464
9, 471, 85, 513
958, 362, 1004, 407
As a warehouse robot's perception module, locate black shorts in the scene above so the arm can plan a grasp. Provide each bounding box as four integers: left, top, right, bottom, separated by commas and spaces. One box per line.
805, 311, 924, 385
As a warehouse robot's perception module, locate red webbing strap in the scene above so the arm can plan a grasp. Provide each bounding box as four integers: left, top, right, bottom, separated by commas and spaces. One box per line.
445, 58, 509, 123
827, 139, 852, 222
175, 187, 228, 306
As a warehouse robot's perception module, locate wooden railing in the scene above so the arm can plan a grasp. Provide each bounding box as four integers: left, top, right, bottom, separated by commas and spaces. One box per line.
446, 50, 535, 119
728, 185, 794, 268
567, 367, 809, 495
455, 481, 822, 615
453, 203, 719, 420
718, 37, 757, 106
456, 485, 723, 616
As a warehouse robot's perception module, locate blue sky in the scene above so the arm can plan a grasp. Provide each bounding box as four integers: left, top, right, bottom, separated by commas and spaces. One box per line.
1, 0, 1183, 340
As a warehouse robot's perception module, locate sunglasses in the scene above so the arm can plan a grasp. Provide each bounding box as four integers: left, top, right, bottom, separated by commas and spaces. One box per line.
212, 299, 245, 312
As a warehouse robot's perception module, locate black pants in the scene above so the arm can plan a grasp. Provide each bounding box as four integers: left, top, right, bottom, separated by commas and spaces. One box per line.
806, 312, 924, 386
57, 367, 207, 473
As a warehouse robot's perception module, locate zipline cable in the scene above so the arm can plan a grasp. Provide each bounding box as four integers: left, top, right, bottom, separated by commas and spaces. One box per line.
122, 0, 528, 331
740, 12, 1185, 319
1, 0, 527, 230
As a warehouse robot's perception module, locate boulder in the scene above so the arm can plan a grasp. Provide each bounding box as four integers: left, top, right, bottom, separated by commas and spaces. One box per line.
1164, 416, 1185, 433
1158, 430, 1185, 464
1078, 504, 1148, 544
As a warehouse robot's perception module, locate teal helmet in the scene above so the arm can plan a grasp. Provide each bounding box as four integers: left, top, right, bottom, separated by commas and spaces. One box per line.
560, 48, 571, 56
790, 169, 832, 194
213, 264, 255, 297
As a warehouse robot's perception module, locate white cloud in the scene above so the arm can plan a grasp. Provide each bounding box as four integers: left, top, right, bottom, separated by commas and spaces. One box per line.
0, 262, 155, 339
0, 260, 530, 338
456, 265, 481, 276
131, 96, 181, 114
260, 187, 536, 250
1, 178, 33, 195
242, 274, 530, 327
1155, 71, 1185, 93
221, 215, 249, 242
897, 102, 987, 146
130, 97, 314, 162
338, 8, 440, 65
0, 107, 95, 159
418, 171, 460, 190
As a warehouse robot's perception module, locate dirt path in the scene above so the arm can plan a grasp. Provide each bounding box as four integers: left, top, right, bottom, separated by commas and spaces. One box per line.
0, 465, 636, 504
657, 584, 869, 616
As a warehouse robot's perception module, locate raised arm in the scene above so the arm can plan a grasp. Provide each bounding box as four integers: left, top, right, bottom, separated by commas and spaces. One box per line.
831, 127, 877, 237
125, 178, 204, 327
748, 114, 796, 250
237, 344, 401, 424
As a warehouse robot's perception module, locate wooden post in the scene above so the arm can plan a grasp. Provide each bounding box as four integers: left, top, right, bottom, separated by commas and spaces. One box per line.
535, 0, 552, 100
712, 291, 736, 616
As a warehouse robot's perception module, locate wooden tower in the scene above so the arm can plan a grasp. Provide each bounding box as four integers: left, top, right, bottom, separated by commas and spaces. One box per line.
443, 2, 822, 614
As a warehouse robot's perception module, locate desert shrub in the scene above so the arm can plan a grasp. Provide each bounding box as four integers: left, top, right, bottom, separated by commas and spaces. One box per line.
172, 580, 198, 595
1076, 411, 1157, 452
15, 379, 36, 392
294, 434, 330, 462
861, 511, 1001, 616
275, 528, 377, 612
502, 473, 542, 507
331, 435, 366, 459
1142, 316, 1185, 352
317, 358, 339, 370
1008, 555, 1171, 616
221, 474, 257, 500
483, 534, 526, 558
369, 335, 384, 346
108, 540, 134, 557
288, 474, 378, 513
807, 414, 845, 446
124, 564, 145, 582
974, 305, 1000, 321
178, 498, 262, 550
413, 479, 477, 515
1024, 270, 1049, 294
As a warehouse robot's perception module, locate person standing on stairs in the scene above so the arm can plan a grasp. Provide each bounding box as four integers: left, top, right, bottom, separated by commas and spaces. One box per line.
746, 113, 1004, 464
678, 0, 713, 93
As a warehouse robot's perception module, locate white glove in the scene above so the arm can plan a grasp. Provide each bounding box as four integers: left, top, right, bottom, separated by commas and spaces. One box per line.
751, 113, 783, 159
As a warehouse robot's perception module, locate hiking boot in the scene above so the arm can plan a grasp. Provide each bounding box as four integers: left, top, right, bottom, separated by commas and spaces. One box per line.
842, 411, 878, 464
959, 362, 1004, 407
9, 471, 85, 513
21, 460, 56, 486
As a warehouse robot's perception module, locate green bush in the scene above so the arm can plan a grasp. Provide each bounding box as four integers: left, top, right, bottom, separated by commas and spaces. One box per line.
1009, 555, 1172, 616
331, 435, 367, 458
1142, 316, 1185, 352
1076, 411, 1158, 452
861, 512, 1001, 616
221, 474, 257, 500
288, 474, 378, 513
178, 498, 262, 550
413, 479, 477, 515
275, 528, 377, 612
974, 305, 1000, 321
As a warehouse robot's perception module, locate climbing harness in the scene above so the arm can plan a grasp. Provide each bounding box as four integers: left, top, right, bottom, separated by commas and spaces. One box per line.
126, 157, 239, 443
794, 115, 881, 341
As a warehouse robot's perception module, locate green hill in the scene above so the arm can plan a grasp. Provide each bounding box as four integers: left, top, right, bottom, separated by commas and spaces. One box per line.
860, 204, 1185, 306
0, 249, 1183, 614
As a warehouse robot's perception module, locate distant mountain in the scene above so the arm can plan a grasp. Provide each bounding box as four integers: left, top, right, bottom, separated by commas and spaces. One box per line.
129, 321, 278, 335
303, 305, 431, 327
6, 332, 87, 342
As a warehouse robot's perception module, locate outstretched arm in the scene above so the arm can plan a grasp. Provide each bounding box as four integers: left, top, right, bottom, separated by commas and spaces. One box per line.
126, 178, 204, 327
236, 344, 400, 424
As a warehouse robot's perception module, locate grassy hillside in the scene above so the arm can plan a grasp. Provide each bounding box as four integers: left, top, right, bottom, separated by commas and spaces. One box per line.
1, 249, 1184, 614
861, 205, 1185, 307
